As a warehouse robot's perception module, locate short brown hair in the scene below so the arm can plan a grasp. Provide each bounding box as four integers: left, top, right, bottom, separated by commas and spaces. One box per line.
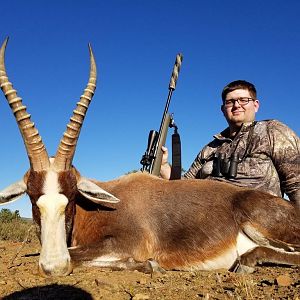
221, 80, 257, 102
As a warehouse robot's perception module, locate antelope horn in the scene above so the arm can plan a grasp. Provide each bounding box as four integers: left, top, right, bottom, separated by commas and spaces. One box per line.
53, 44, 97, 171
0, 37, 50, 171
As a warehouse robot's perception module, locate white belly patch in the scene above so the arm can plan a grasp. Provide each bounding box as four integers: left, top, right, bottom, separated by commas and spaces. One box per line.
83, 232, 259, 271
236, 231, 258, 256
181, 231, 258, 271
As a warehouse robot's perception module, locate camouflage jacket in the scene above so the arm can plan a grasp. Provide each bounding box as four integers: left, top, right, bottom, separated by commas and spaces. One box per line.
184, 120, 300, 204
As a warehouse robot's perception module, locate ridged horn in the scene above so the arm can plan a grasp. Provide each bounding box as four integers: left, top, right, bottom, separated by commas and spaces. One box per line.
53, 44, 97, 171
0, 37, 50, 171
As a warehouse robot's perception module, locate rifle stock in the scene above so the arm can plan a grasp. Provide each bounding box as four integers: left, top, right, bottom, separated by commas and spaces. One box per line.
140, 53, 183, 176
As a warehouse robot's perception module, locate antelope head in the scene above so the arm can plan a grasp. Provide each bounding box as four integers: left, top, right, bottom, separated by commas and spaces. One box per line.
0, 38, 119, 276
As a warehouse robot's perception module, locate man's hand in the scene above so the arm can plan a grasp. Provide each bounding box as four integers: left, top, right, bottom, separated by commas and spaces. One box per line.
160, 146, 171, 179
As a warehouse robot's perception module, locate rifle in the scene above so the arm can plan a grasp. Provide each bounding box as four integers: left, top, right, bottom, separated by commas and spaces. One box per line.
140, 53, 183, 179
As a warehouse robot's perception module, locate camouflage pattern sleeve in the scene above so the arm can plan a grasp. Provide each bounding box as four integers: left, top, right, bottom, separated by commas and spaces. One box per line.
183, 151, 204, 179
183, 139, 219, 179
267, 120, 300, 206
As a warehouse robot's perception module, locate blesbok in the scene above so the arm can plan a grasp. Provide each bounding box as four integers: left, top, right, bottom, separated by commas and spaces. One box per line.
0, 38, 300, 277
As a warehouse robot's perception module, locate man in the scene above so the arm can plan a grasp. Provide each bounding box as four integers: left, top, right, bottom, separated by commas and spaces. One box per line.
160, 80, 300, 207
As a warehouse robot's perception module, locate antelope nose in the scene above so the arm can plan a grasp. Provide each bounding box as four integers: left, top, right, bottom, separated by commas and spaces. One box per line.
39, 260, 73, 277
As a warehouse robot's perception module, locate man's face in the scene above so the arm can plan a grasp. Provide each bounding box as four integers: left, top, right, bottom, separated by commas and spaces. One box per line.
221, 88, 259, 128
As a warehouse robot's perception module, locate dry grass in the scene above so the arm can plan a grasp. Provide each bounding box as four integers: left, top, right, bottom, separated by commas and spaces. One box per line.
233, 275, 255, 299
0, 219, 33, 242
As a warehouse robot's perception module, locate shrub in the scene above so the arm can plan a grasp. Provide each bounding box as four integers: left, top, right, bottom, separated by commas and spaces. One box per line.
0, 208, 21, 223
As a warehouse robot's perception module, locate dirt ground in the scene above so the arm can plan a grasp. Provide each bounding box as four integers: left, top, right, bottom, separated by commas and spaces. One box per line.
0, 240, 300, 300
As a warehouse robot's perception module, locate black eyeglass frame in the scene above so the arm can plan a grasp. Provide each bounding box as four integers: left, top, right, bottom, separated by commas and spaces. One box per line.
223, 97, 255, 107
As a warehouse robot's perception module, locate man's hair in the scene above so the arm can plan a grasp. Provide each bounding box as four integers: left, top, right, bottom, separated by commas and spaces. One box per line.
221, 80, 257, 102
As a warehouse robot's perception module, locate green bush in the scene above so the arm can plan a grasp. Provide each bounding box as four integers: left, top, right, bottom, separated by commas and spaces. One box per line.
0, 208, 21, 223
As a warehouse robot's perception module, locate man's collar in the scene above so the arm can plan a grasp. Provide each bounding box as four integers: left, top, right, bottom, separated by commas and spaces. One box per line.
214, 121, 256, 141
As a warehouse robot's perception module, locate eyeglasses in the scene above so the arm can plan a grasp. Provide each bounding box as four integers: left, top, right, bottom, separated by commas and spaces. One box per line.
223, 97, 255, 107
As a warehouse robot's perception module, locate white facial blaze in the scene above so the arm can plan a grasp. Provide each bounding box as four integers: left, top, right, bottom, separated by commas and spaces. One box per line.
37, 170, 71, 275
43, 168, 61, 194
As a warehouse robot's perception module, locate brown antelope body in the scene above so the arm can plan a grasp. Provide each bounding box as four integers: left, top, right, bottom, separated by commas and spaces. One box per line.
1, 38, 300, 276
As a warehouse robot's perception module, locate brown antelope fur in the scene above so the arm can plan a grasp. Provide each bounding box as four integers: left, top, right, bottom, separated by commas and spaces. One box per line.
69, 173, 300, 270
71, 173, 239, 267
1, 38, 300, 276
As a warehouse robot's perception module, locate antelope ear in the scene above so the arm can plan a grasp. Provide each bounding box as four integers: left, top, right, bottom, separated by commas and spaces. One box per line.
77, 178, 120, 204
0, 180, 27, 205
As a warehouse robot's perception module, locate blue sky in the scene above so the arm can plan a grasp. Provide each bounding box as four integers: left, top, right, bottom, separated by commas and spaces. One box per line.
1, 0, 299, 217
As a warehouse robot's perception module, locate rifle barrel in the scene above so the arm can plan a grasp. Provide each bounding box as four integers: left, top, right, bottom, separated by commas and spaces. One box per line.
140, 53, 183, 175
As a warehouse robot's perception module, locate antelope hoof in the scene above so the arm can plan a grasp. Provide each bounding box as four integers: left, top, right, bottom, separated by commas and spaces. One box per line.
146, 259, 166, 274
233, 263, 255, 274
